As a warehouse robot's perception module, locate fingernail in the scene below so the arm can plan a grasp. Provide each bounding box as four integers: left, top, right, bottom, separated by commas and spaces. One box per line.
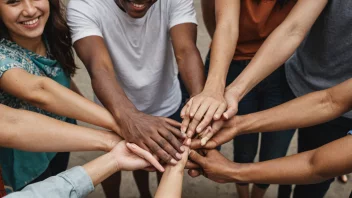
180, 146, 185, 151
187, 138, 191, 145
196, 127, 202, 132
170, 159, 177, 165
223, 113, 228, 119
201, 137, 209, 146
181, 127, 186, 133
176, 153, 182, 160
181, 132, 187, 138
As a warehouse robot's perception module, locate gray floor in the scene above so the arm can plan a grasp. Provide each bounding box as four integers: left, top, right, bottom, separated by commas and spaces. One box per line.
67, 0, 351, 197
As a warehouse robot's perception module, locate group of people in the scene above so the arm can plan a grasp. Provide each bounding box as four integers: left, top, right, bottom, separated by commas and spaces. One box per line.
0, 0, 351, 198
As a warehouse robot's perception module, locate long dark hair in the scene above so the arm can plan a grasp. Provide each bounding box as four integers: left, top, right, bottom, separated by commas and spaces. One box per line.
253, 0, 291, 7
0, 0, 77, 77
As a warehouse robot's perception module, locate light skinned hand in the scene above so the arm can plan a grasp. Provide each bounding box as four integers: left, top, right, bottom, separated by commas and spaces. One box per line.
181, 90, 227, 138
111, 141, 165, 172
222, 88, 241, 119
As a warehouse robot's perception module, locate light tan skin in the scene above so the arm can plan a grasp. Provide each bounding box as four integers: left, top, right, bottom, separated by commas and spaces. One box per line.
0, 104, 120, 152
184, 0, 329, 145
155, 146, 190, 198
73, 16, 205, 164
186, 79, 352, 187
0, 0, 120, 134
181, 0, 240, 138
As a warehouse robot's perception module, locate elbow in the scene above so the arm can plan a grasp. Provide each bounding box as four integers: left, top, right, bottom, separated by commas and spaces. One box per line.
25, 77, 52, 107
320, 90, 341, 118
308, 151, 331, 183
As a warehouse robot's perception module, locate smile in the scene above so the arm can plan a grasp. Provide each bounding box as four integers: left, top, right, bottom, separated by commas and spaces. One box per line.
131, 2, 146, 9
20, 17, 39, 25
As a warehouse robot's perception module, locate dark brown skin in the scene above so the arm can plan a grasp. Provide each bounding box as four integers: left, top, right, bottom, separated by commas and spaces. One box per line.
73, 22, 204, 163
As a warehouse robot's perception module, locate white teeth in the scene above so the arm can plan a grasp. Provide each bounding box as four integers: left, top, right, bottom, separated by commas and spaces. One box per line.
22, 18, 39, 25
131, 2, 145, 8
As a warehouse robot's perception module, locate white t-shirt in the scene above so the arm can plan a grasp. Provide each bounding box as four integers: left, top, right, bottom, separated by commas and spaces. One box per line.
67, 0, 197, 117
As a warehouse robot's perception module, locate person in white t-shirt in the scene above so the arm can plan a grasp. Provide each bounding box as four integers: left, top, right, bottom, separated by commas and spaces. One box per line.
67, 0, 205, 197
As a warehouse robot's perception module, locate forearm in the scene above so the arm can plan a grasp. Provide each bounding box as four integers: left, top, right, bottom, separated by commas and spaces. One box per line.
0, 105, 121, 152
177, 45, 205, 96
90, 66, 139, 124
235, 136, 352, 185
205, 0, 239, 92
33, 77, 121, 135
83, 152, 119, 186
236, 79, 352, 135
226, 0, 327, 100
155, 165, 184, 198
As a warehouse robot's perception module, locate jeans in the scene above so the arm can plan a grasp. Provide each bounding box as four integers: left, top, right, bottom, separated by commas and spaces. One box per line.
205, 51, 295, 189
278, 116, 352, 198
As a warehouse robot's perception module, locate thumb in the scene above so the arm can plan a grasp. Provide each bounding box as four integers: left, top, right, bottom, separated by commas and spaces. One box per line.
189, 150, 206, 167
223, 105, 238, 120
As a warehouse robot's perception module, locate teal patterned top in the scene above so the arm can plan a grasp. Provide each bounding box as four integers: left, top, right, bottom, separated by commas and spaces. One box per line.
0, 38, 72, 193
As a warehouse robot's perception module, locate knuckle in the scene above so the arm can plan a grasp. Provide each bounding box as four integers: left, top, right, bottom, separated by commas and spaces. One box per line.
165, 133, 174, 141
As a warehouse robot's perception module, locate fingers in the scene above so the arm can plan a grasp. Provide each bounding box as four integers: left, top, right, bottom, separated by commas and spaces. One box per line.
188, 169, 201, 178
126, 143, 165, 172
189, 98, 203, 118
181, 98, 193, 119
159, 128, 184, 153
163, 121, 186, 140
201, 128, 214, 146
146, 140, 177, 165
181, 98, 193, 135
189, 150, 206, 167
223, 104, 238, 120
196, 104, 218, 133
153, 133, 183, 162
214, 103, 227, 120
164, 117, 182, 128
185, 160, 200, 169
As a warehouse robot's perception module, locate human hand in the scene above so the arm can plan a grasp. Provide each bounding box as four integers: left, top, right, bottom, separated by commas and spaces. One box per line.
181, 90, 227, 138
190, 117, 238, 149
188, 149, 239, 183
120, 111, 186, 165
110, 141, 165, 172
223, 87, 241, 119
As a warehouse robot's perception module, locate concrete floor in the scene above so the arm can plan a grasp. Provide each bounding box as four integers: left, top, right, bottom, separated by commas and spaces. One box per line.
67, 0, 351, 197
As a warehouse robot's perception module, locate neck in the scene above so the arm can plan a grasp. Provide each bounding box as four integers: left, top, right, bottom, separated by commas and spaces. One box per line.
10, 34, 46, 56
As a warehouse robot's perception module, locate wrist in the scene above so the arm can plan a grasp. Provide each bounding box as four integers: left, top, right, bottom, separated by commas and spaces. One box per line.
101, 131, 122, 152
204, 79, 226, 93
106, 152, 121, 173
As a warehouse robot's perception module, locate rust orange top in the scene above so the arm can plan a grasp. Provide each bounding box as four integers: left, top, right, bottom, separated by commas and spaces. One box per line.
234, 0, 296, 60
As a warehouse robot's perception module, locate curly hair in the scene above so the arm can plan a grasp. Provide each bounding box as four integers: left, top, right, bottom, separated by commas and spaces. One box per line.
0, 0, 77, 77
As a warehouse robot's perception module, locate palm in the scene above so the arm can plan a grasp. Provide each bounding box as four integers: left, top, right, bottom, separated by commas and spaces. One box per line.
111, 141, 151, 171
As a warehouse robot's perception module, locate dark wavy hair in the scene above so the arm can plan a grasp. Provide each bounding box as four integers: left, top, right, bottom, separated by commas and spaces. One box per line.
0, 0, 77, 77
253, 0, 291, 7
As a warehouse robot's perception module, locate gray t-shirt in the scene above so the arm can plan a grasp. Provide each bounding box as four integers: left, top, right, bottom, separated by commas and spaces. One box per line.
286, 0, 352, 118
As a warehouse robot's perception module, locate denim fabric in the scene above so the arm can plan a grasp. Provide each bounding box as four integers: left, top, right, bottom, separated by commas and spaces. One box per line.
205, 51, 295, 189
279, 116, 352, 198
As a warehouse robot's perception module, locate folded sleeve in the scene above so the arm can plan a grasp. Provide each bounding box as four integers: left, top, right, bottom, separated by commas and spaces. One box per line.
0, 54, 27, 78
67, 0, 103, 44
5, 166, 94, 198
168, 0, 198, 29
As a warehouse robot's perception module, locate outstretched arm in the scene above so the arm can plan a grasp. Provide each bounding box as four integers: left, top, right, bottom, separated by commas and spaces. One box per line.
181, 0, 240, 137
224, 0, 328, 118
0, 69, 120, 135
193, 78, 352, 149
189, 135, 352, 185
0, 104, 120, 152
6, 142, 164, 198
155, 146, 190, 198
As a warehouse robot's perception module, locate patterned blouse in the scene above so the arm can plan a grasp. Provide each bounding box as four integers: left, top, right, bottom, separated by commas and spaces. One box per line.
0, 38, 72, 193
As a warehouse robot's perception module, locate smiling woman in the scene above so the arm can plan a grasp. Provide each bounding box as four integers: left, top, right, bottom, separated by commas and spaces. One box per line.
0, 0, 122, 195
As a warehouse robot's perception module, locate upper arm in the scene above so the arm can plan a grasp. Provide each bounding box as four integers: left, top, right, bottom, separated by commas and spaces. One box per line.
278, 0, 328, 38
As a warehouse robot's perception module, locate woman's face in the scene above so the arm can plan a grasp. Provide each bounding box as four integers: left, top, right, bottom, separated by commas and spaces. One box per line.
0, 0, 50, 40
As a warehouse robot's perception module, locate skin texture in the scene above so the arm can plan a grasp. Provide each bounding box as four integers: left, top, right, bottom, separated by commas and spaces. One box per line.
155, 146, 190, 198
73, 19, 204, 164
191, 78, 352, 149
0, 104, 120, 152
223, 0, 329, 119
0, 0, 120, 133
198, 0, 329, 146
188, 135, 352, 186
181, 0, 240, 139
